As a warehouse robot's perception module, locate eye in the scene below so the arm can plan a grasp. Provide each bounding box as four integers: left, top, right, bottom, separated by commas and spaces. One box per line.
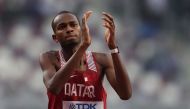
70, 22, 78, 27
57, 24, 66, 30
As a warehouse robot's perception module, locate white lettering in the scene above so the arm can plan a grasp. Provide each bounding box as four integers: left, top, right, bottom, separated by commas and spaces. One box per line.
88, 86, 95, 98
77, 84, 85, 96
65, 83, 71, 96
64, 83, 95, 98
71, 83, 77, 96
82, 86, 89, 97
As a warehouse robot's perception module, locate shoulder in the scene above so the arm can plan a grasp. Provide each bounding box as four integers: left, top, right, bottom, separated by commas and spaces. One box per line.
39, 50, 58, 65
40, 50, 58, 58
92, 52, 112, 68
92, 52, 109, 59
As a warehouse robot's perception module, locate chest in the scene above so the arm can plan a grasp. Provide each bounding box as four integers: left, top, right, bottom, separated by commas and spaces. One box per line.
54, 51, 104, 79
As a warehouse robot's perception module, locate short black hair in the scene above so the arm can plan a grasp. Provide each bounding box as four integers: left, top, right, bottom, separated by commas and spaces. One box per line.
51, 10, 80, 33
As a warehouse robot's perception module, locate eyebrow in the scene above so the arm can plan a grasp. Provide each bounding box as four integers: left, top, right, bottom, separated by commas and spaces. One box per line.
57, 21, 78, 26
57, 21, 77, 25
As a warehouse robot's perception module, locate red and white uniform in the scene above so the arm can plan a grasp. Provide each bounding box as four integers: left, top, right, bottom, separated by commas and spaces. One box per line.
47, 51, 107, 109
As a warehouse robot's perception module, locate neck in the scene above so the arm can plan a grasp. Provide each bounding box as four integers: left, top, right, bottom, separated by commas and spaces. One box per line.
60, 43, 86, 71
61, 43, 80, 61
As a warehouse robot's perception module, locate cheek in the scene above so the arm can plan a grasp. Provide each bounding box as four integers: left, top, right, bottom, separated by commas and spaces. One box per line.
76, 28, 81, 35
77, 31, 81, 36
56, 30, 64, 34
56, 31, 65, 38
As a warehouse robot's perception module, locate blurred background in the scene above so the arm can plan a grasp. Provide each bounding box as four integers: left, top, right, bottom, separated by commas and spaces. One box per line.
0, 0, 190, 109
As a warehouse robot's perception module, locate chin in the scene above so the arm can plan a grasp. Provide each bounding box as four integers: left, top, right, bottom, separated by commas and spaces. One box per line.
63, 39, 80, 46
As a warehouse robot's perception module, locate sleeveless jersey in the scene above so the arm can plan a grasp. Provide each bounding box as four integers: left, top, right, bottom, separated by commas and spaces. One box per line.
47, 51, 107, 109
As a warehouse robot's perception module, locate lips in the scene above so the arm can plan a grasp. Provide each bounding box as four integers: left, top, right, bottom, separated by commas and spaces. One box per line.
65, 35, 77, 39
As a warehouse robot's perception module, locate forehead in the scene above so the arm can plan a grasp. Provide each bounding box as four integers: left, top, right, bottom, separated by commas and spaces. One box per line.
54, 13, 79, 26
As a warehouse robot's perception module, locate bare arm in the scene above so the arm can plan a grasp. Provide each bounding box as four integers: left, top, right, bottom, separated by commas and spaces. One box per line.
97, 53, 132, 100
101, 12, 132, 100
106, 54, 132, 100
40, 47, 87, 94
39, 11, 93, 95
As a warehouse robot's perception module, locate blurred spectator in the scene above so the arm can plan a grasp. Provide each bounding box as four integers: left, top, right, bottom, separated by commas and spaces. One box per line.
0, 0, 189, 109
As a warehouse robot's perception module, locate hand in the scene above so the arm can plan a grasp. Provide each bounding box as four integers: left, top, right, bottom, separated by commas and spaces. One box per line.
81, 11, 93, 48
102, 12, 117, 49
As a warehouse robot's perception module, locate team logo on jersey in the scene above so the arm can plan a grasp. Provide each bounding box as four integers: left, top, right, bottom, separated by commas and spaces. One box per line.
69, 103, 76, 109
69, 103, 97, 109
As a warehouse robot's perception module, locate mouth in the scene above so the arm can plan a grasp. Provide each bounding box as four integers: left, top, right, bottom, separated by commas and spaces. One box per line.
65, 35, 77, 39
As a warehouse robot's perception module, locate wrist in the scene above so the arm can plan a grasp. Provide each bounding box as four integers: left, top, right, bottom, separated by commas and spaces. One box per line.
109, 46, 119, 54
108, 42, 117, 49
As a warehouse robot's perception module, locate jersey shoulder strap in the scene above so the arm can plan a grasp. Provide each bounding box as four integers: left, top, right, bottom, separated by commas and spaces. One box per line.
58, 50, 65, 66
86, 51, 98, 72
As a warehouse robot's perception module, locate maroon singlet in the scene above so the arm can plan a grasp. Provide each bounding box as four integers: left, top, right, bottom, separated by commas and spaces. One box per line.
47, 51, 107, 109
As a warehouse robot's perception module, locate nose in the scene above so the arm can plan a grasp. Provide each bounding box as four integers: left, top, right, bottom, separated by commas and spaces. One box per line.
66, 25, 74, 34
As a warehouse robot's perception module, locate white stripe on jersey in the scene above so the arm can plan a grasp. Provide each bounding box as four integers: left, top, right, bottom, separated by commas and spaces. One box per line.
59, 50, 65, 66
59, 50, 97, 72
86, 51, 97, 72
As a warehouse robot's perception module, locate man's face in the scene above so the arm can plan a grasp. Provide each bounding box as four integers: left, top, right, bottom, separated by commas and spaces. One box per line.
53, 13, 81, 46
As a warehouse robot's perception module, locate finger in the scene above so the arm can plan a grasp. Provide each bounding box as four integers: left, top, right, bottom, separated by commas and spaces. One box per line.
102, 14, 115, 29
102, 12, 113, 20
81, 16, 86, 30
82, 16, 85, 25
102, 12, 114, 22
103, 21, 115, 32
102, 17, 114, 27
82, 11, 92, 22
82, 11, 92, 27
103, 28, 110, 42
103, 23, 114, 32
85, 11, 93, 20
82, 12, 88, 24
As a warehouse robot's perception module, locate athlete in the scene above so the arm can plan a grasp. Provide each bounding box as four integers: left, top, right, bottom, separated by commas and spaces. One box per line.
39, 10, 132, 109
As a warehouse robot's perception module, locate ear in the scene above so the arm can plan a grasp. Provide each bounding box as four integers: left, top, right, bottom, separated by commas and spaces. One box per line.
52, 34, 59, 43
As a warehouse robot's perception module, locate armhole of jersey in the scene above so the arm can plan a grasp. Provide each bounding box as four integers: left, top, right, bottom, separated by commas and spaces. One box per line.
92, 52, 108, 108
91, 52, 107, 105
